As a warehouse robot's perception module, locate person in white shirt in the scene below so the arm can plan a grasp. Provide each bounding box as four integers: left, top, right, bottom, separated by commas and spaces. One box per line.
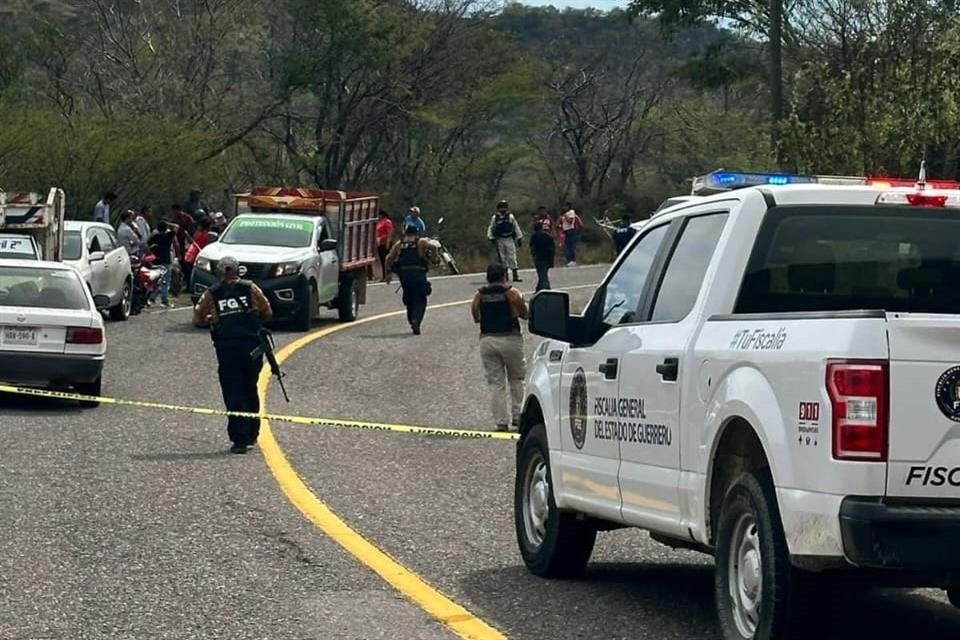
93, 191, 117, 224
558, 202, 583, 266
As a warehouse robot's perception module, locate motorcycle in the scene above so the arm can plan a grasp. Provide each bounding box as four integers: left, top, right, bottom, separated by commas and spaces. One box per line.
129, 251, 169, 315
433, 217, 460, 275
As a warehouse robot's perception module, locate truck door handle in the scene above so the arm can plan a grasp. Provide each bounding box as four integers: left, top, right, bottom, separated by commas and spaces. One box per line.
656, 357, 679, 382
598, 358, 618, 380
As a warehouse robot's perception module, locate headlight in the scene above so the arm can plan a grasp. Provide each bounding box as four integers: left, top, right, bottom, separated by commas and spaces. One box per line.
273, 262, 301, 277
196, 257, 213, 272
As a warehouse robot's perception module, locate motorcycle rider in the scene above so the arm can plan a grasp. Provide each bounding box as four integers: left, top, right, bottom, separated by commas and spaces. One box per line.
385, 223, 439, 335
192, 256, 273, 454
487, 200, 523, 282
403, 206, 427, 236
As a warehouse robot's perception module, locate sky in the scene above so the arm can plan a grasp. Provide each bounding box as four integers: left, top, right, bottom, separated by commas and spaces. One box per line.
516, 0, 629, 9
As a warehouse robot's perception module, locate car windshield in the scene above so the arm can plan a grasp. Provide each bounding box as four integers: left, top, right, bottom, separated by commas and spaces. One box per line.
0, 236, 38, 260
219, 217, 314, 248
736, 205, 960, 314
63, 231, 83, 260
0, 266, 88, 310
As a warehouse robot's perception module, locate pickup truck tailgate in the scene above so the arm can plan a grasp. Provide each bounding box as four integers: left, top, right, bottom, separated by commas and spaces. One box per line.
886, 314, 960, 497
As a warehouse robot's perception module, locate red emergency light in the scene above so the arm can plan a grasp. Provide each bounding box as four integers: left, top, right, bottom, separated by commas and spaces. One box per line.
867, 177, 960, 189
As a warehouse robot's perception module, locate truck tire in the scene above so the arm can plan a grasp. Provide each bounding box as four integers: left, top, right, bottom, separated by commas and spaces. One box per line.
294, 281, 316, 332
947, 588, 960, 608
515, 422, 596, 578
76, 376, 102, 409
337, 275, 359, 322
109, 278, 132, 321
714, 469, 822, 640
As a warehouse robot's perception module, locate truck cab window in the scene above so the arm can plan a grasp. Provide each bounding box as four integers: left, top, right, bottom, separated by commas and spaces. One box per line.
600, 224, 668, 325
650, 213, 728, 323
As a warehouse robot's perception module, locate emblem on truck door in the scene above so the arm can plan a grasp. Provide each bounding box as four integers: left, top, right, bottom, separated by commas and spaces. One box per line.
569, 367, 588, 450
934, 366, 960, 422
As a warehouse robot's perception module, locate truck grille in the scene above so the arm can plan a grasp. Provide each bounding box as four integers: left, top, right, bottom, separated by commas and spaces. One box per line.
237, 263, 267, 279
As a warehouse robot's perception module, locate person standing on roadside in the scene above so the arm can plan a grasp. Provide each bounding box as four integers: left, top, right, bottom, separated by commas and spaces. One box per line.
93, 192, 117, 224
148, 220, 179, 308
375, 209, 394, 282
385, 223, 438, 335
116, 210, 140, 256
532, 206, 553, 234
192, 256, 273, 454
487, 200, 524, 282
558, 201, 583, 266
134, 206, 152, 251
403, 206, 426, 236
183, 217, 212, 289
472, 264, 529, 432
529, 221, 555, 292
612, 213, 637, 255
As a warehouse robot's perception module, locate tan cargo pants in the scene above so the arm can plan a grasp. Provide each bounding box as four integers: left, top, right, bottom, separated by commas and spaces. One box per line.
479, 334, 526, 427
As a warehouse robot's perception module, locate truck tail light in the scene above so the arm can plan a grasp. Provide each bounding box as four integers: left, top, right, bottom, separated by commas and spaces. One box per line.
826, 360, 888, 461
66, 326, 103, 344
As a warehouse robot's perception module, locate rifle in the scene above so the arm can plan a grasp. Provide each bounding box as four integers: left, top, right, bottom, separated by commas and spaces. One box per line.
251, 328, 290, 403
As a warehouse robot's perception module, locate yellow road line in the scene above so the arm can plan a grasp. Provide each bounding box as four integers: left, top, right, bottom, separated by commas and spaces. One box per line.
255, 299, 510, 640
255, 282, 597, 640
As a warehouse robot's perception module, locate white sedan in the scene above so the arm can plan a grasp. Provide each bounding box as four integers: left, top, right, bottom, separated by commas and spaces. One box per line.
63, 220, 133, 321
0, 259, 109, 407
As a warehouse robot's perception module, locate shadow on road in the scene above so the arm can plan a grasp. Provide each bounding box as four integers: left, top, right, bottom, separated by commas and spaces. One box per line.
459, 561, 960, 639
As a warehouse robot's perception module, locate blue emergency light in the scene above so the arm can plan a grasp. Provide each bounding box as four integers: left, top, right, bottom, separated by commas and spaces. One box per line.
704, 170, 816, 191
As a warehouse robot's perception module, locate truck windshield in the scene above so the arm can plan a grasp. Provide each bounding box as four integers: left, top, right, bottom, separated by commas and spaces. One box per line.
736, 205, 960, 315
0, 236, 38, 259
63, 231, 82, 260
219, 217, 313, 248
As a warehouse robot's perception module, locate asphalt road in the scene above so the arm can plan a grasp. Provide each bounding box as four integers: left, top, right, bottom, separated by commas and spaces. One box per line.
2, 263, 959, 640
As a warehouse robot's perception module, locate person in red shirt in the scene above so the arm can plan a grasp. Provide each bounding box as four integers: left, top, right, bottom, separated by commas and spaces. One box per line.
182, 217, 212, 289
375, 210, 395, 282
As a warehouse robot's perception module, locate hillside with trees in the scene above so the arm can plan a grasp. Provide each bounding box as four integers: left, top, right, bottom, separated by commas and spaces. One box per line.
1, 0, 957, 263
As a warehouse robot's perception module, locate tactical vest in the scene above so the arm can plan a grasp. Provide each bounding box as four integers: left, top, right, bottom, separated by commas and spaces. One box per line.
396, 240, 428, 271
478, 285, 520, 335
493, 214, 516, 238
613, 225, 634, 250
210, 280, 261, 341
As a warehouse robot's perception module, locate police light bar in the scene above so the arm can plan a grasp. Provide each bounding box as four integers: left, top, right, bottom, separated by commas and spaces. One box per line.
691, 170, 818, 195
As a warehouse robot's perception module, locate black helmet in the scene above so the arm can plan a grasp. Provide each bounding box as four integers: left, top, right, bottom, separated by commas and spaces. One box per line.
497, 199, 508, 209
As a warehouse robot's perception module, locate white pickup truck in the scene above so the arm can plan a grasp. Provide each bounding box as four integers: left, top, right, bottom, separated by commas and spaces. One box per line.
517, 174, 960, 639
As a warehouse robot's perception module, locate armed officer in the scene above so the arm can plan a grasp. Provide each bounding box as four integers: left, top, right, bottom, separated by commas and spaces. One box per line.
385, 223, 439, 335
192, 256, 273, 454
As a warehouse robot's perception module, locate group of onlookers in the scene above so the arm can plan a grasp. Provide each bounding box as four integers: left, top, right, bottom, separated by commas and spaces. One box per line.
93, 190, 229, 308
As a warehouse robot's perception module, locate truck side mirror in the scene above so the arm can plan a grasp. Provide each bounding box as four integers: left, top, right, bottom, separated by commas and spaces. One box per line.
93, 294, 111, 310
319, 238, 337, 252
528, 290, 574, 342
89, 251, 105, 262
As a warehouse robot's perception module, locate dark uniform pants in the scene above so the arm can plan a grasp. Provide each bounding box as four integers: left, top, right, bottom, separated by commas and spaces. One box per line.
534, 260, 552, 291
215, 338, 263, 446
400, 270, 429, 330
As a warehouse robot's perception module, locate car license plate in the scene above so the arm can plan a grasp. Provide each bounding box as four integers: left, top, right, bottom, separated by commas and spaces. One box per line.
3, 326, 38, 346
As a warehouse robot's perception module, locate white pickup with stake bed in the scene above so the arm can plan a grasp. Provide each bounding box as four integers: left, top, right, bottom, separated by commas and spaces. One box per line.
516, 174, 960, 640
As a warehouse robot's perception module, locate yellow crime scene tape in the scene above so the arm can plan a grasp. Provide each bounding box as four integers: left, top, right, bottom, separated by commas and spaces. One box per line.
0, 383, 519, 441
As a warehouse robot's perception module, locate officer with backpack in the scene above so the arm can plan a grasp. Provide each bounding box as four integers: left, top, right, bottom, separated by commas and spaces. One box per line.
192, 256, 273, 454
487, 200, 523, 282
471, 264, 529, 431
385, 223, 439, 335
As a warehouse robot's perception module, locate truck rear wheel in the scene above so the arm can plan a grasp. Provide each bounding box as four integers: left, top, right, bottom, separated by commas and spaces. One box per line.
714, 469, 821, 640
515, 423, 596, 578
337, 275, 359, 322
